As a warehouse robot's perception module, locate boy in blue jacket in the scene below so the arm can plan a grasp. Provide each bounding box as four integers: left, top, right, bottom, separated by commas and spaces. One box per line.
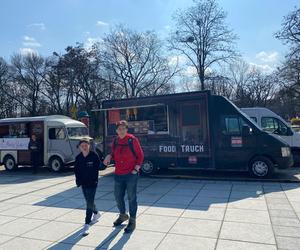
74, 138, 100, 236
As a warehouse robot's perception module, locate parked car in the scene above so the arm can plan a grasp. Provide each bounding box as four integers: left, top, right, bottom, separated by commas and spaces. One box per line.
241, 107, 300, 166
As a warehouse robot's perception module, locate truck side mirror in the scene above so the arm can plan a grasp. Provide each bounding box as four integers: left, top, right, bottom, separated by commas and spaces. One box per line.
287, 127, 294, 136
242, 125, 251, 136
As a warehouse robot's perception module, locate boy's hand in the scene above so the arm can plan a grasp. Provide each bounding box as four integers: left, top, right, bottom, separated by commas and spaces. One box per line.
103, 155, 111, 166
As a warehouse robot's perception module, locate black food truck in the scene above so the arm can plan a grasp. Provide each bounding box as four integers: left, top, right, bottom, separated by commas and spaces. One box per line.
95, 91, 293, 177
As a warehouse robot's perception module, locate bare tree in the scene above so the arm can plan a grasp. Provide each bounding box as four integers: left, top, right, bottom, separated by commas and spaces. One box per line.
0, 57, 16, 117
275, 7, 300, 103
10, 53, 46, 116
169, 0, 238, 90
101, 25, 178, 98
275, 7, 300, 57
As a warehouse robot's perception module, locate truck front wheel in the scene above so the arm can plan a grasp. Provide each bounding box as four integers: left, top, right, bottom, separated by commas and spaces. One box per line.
4, 155, 17, 171
49, 156, 63, 172
141, 160, 157, 176
249, 156, 274, 178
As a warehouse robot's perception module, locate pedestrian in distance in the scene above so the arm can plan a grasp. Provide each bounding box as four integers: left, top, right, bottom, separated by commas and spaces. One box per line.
28, 134, 41, 174
103, 120, 144, 233
74, 138, 101, 236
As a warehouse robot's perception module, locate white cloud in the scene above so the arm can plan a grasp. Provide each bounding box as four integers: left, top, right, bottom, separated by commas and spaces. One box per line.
96, 20, 109, 27
185, 66, 197, 77
22, 36, 41, 47
168, 55, 187, 66
84, 37, 103, 49
255, 51, 279, 63
249, 62, 274, 74
27, 23, 46, 30
19, 48, 38, 55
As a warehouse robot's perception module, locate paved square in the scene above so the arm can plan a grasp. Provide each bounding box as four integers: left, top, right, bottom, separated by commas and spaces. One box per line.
1, 170, 300, 249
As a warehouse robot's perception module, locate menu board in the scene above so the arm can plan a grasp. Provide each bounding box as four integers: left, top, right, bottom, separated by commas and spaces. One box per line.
128, 120, 154, 134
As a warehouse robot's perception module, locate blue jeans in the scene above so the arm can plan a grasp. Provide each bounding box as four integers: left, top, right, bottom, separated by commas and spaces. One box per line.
114, 173, 138, 218
82, 187, 98, 224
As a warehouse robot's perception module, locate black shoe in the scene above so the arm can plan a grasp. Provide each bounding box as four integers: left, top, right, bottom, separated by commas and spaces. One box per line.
113, 214, 129, 227
124, 218, 136, 234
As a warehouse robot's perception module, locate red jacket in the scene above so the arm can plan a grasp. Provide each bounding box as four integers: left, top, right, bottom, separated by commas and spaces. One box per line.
111, 133, 144, 175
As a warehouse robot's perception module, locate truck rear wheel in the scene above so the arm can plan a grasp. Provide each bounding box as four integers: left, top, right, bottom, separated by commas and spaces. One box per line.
4, 155, 17, 171
49, 156, 63, 172
141, 160, 157, 176
249, 156, 274, 178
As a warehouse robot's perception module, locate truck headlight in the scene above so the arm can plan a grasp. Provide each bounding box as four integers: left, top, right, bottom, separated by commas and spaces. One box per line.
281, 147, 291, 157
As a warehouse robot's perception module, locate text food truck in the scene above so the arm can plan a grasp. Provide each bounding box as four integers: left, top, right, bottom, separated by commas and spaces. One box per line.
241, 107, 300, 166
0, 115, 89, 172
96, 91, 293, 177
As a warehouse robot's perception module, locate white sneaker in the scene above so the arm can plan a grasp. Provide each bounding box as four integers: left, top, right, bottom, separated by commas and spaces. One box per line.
82, 224, 90, 236
91, 212, 101, 224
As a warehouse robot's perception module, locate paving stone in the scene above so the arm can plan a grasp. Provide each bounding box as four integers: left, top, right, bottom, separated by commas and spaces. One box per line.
269, 209, 297, 218
276, 236, 300, 250
22, 221, 81, 242
224, 208, 271, 224
167, 188, 199, 196
170, 217, 222, 238
101, 228, 165, 250
25, 207, 73, 220
62, 225, 120, 248
227, 199, 267, 210
144, 204, 185, 217
268, 203, 294, 210
230, 190, 264, 199
271, 217, 300, 227
45, 242, 94, 250
157, 234, 216, 250
290, 201, 300, 212
182, 206, 225, 220
137, 194, 163, 203
196, 190, 230, 198
190, 197, 228, 208
0, 234, 14, 245
216, 239, 276, 250
0, 237, 51, 250
136, 214, 178, 233
0, 218, 46, 236
274, 225, 300, 237
220, 221, 275, 244
55, 209, 86, 224
0, 215, 17, 225
0, 204, 44, 217
155, 195, 194, 205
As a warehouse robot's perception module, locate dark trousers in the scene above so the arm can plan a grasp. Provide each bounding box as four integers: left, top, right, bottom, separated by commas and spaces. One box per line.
114, 173, 138, 219
31, 153, 39, 173
82, 186, 98, 224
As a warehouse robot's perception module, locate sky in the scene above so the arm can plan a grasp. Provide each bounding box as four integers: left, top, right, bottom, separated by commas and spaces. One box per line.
0, 0, 299, 73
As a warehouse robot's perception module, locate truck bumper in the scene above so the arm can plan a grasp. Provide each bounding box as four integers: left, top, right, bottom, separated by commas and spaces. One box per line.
275, 155, 294, 169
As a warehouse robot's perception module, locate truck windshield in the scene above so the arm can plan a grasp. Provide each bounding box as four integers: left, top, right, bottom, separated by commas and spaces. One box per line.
224, 97, 262, 131
67, 127, 88, 138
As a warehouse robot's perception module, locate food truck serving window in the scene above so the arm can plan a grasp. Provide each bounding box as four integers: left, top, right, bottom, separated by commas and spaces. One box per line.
0, 123, 29, 138
107, 105, 168, 135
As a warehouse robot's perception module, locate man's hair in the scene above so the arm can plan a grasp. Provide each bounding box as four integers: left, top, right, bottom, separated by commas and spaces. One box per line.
116, 120, 128, 129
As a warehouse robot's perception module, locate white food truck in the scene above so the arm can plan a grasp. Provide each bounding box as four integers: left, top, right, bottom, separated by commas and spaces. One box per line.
241, 107, 300, 165
0, 115, 90, 172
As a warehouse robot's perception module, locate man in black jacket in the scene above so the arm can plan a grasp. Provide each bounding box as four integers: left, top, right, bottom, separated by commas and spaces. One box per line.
28, 134, 41, 174
74, 138, 100, 236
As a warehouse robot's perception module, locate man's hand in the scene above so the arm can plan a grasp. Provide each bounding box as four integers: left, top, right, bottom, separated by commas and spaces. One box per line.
135, 165, 141, 172
103, 155, 112, 166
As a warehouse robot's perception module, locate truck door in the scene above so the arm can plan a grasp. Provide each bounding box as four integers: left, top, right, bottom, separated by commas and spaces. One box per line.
177, 100, 211, 168
215, 115, 257, 170
48, 127, 73, 163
